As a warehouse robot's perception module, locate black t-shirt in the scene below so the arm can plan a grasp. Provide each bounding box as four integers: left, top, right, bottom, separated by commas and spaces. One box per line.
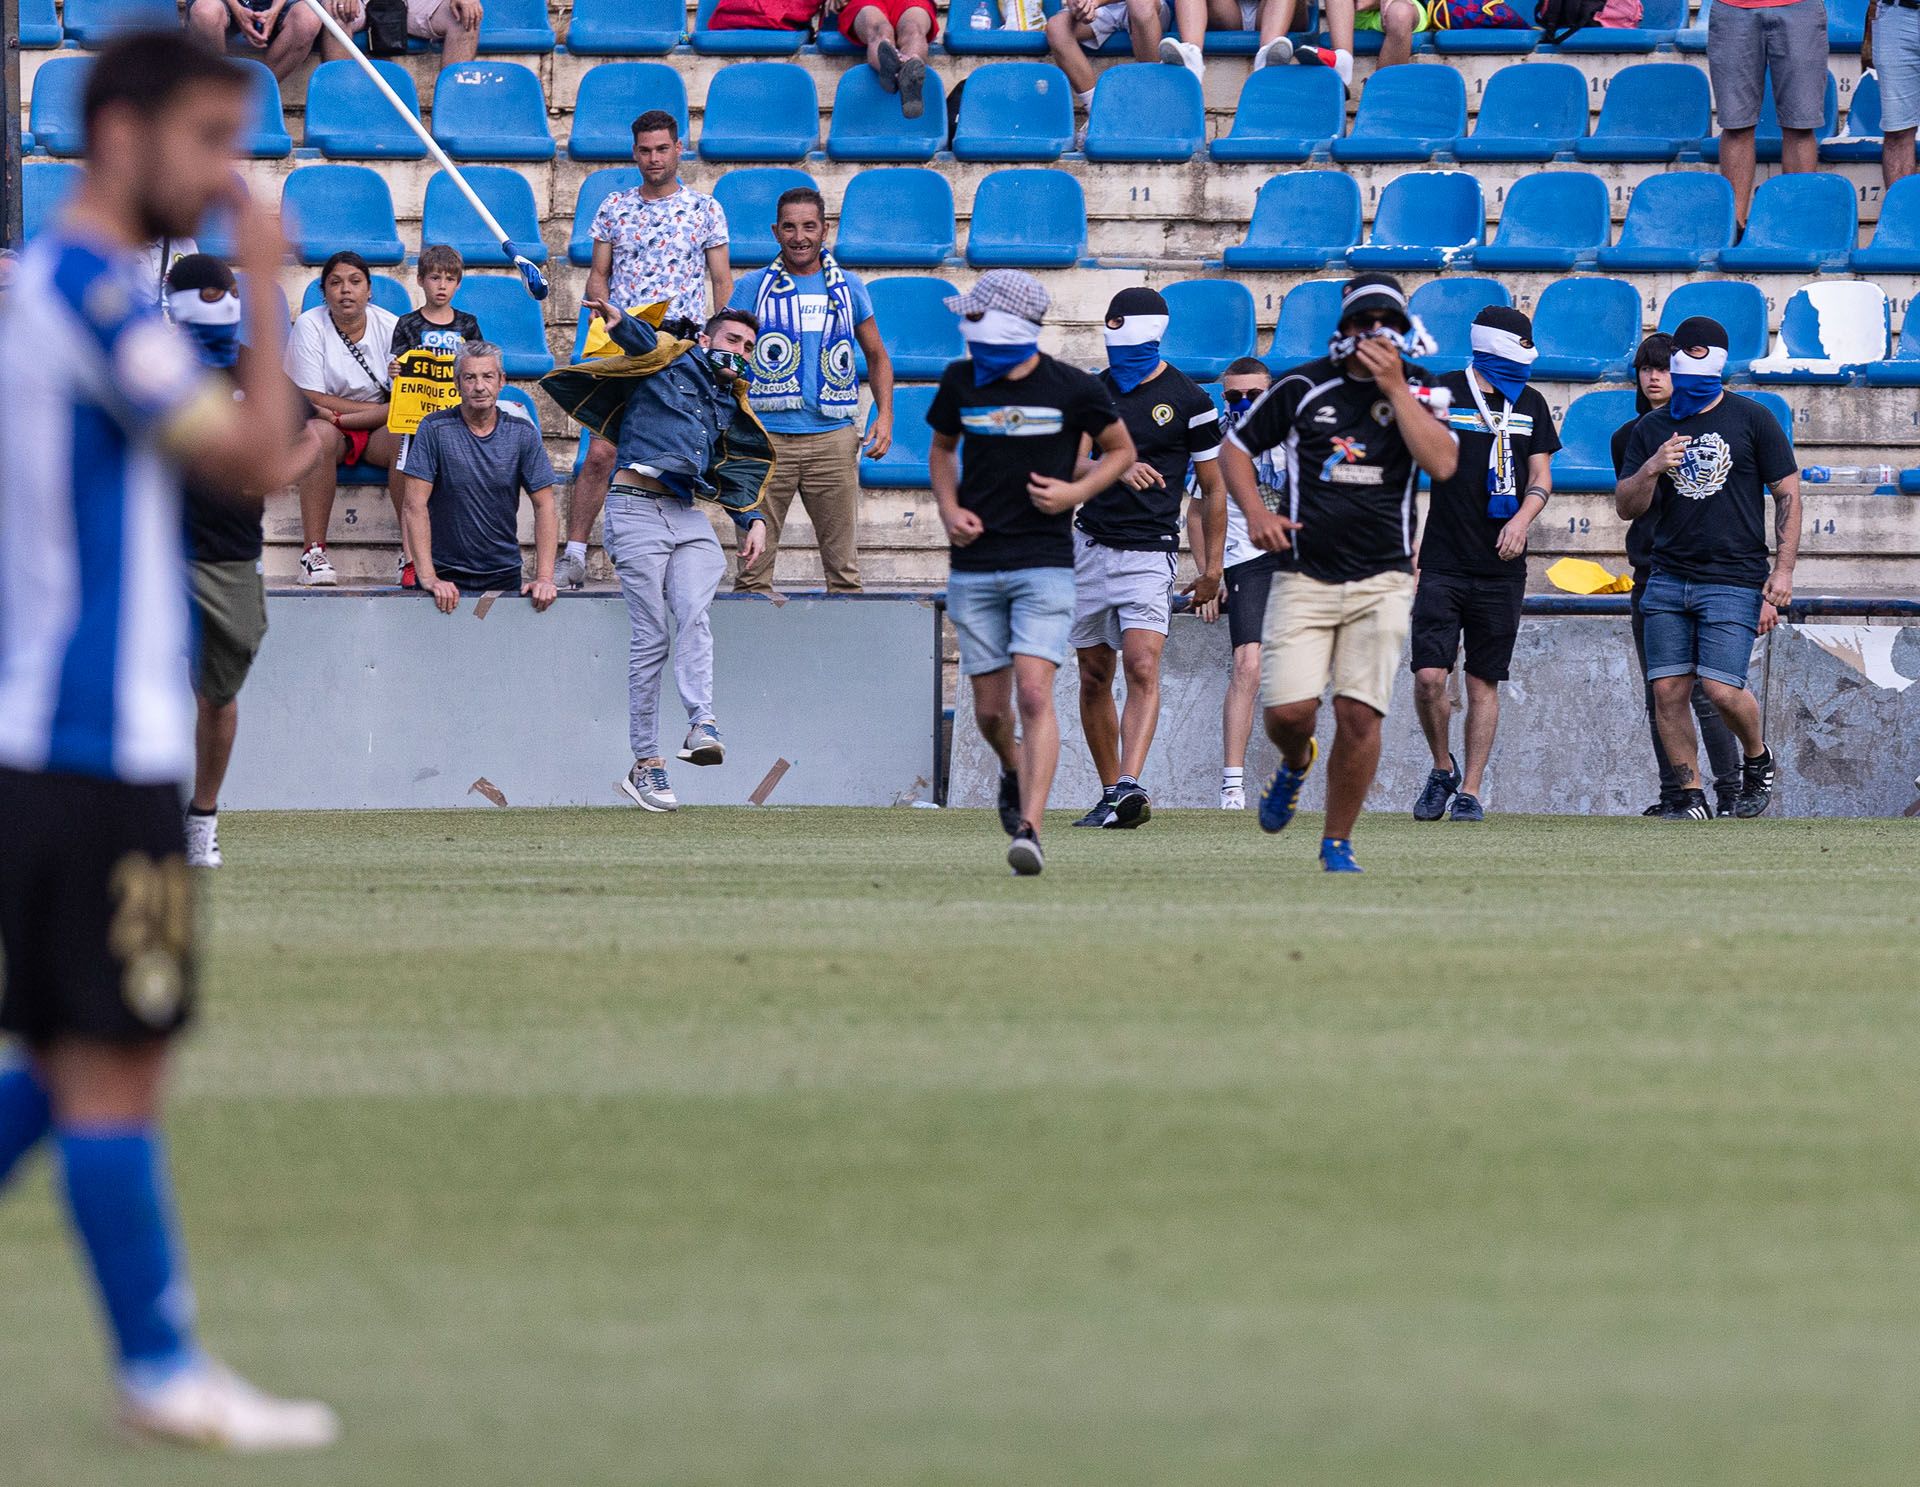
391, 307, 483, 359
1619, 393, 1796, 588
1611, 415, 1657, 575
1419, 371, 1560, 581
1076, 364, 1222, 552
927, 354, 1120, 572
1228, 356, 1442, 584
184, 386, 263, 562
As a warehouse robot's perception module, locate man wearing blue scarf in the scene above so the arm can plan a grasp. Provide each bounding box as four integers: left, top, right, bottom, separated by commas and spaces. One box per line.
729, 186, 894, 595
1408, 304, 1560, 823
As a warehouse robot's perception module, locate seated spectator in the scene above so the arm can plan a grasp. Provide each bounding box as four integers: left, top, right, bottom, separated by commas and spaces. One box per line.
705, 0, 821, 32
185, 0, 366, 82
1047, 0, 1295, 114
399, 0, 483, 68
285, 249, 402, 586
400, 341, 560, 610
389, 244, 484, 589
830, 0, 936, 119
1265, 0, 1422, 84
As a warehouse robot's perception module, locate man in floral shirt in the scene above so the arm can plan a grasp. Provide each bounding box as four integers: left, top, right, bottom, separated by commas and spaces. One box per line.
558, 109, 733, 589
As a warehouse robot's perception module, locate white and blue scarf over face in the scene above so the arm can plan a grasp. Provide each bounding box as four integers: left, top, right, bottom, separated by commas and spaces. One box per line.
749, 249, 860, 420
1668, 344, 1727, 421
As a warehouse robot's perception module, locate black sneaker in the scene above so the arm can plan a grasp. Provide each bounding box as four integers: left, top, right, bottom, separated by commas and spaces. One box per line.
1715, 793, 1739, 819
1733, 749, 1775, 818
1006, 823, 1044, 876
1412, 753, 1460, 821
997, 771, 1022, 836
1449, 792, 1485, 822
898, 55, 927, 119
1662, 788, 1713, 821
1108, 781, 1151, 829
1072, 789, 1119, 828
1641, 799, 1670, 818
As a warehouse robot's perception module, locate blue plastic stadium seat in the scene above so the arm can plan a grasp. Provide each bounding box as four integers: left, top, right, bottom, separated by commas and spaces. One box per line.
1702, 71, 1839, 162
691, 0, 809, 52
1573, 63, 1711, 161
1222, 170, 1361, 270
1348, 171, 1484, 270
1862, 304, 1920, 385
1530, 277, 1640, 381
1595, 172, 1736, 272
452, 276, 554, 376
304, 59, 427, 159
1453, 61, 1586, 161
1264, 279, 1343, 372
1210, 68, 1345, 163
1408, 277, 1512, 373
1432, 18, 1538, 52
698, 64, 819, 162
19, 0, 61, 47
567, 62, 688, 161
1162, 281, 1256, 381
1829, 0, 1867, 49
431, 63, 554, 161
952, 62, 1076, 162
497, 387, 544, 428
478, 0, 557, 51
829, 66, 948, 162
63, 0, 176, 46
1554, 0, 1683, 48
422, 167, 549, 267
1751, 282, 1888, 384
835, 168, 955, 268
568, 168, 642, 265
28, 58, 89, 158
945, 0, 1056, 53
1552, 389, 1638, 492
861, 277, 965, 379
966, 169, 1086, 267
282, 165, 406, 265
1657, 281, 1769, 376
713, 167, 818, 265
301, 274, 413, 319
1852, 173, 1920, 271
1472, 171, 1609, 271
862, 385, 937, 488
1717, 172, 1857, 272
567, 0, 684, 51
235, 59, 293, 159
1331, 64, 1466, 162
1085, 66, 1205, 162
1751, 390, 1794, 440
1672, 9, 1707, 48
1823, 72, 1883, 163
22, 161, 81, 240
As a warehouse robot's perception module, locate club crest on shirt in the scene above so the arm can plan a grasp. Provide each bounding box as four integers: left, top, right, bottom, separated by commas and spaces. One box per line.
1672, 432, 1733, 501
961, 405, 1065, 437
1371, 401, 1392, 426
1151, 403, 1174, 426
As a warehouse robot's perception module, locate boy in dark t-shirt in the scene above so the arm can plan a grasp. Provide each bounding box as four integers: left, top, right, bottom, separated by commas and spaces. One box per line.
388, 244, 483, 589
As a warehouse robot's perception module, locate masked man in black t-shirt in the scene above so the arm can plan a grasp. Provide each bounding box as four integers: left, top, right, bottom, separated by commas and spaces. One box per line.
1067, 287, 1228, 830
1220, 273, 1459, 873
1409, 305, 1559, 823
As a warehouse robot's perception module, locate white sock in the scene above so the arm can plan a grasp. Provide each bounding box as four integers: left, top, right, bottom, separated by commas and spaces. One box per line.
1223, 768, 1244, 792
1334, 48, 1353, 86
1074, 88, 1094, 110
565, 540, 587, 562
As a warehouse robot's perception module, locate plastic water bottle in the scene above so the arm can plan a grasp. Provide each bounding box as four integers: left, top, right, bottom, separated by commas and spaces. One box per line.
1802, 464, 1896, 485
970, 4, 991, 29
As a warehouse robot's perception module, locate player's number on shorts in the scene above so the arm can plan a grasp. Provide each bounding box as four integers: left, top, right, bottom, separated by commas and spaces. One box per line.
108, 853, 192, 1025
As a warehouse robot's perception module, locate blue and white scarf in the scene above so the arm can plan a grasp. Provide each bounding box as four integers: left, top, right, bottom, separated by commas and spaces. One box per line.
749, 250, 860, 420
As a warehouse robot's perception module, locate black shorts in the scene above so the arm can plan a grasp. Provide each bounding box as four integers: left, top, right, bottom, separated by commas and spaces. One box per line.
0, 767, 197, 1046
1224, 554, 1279, 650
1408, 570, 1527, 682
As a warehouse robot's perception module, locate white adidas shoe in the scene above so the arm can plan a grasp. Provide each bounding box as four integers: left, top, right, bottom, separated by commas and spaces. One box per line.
118, 1360, 339, 1453
184, 811, 221, 868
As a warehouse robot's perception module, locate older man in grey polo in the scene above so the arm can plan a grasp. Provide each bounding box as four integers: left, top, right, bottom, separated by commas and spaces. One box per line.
1708, 0, 1829, 229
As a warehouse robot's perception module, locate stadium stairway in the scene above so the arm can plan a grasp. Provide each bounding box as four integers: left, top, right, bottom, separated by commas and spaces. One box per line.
17, 10, 1920, 594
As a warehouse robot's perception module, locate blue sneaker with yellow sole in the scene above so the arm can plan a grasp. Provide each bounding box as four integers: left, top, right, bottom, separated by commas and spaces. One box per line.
1257, 738, 1318, 834
1318, 837, 1362, 873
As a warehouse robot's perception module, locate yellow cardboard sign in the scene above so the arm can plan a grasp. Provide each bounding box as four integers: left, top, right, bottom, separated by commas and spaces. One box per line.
387, 348, 459, 435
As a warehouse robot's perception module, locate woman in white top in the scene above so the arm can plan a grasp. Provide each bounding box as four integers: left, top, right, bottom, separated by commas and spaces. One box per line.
284, 250, 401, 586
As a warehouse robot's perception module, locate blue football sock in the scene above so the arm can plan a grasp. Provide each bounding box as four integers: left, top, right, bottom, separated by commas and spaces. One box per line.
0, 1062, 53, 1190
57, 1126, 199, 1383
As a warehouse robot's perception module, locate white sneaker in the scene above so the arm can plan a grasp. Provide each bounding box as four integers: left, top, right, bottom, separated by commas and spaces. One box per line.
618, 761, 678, 812
1252, 35, 1293, 70
1159, 36, 1205, 85
298, 545, 337, 587
118, 1360, 339, 1453
185, 811, 221, 868
1221, 786, 1246, 811
554, 547, 587, 590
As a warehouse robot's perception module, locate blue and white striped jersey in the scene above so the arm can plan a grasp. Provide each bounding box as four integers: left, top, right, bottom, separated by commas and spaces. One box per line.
0, 230, 219, 784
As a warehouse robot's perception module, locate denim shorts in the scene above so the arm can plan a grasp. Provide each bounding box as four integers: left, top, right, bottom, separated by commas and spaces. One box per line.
946, 566, 1076, 676
1879, 4, 1920, 132
1705, 0, 1830, 130
1640, 572, 1764, 689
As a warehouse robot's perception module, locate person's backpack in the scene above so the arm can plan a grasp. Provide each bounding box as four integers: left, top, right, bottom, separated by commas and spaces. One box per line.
1533, 0, 1606, 43
1431, 0, 1530, 29
364, 0, 410, 55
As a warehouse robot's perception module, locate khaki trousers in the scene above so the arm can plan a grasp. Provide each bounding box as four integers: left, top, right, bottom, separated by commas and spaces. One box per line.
736, 424, 863, 593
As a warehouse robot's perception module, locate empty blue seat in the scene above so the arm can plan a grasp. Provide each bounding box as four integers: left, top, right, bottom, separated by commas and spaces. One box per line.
1853, 173, 1920, 271
1573, 63, 1711, 161
1823, 72, 1882, 163
945, 0, 1056, 53
282, 165, 406, 264
1717, 172, 1857, 272
567, 62, 687, 161
28, 57, 89, 158
862, 385, 937, 488
1672, 9, 1708, 48
1264, 279, 1343, 372
1657, 281, 1768, 375
829, 66, 948, 162
1222, 170, 1361, 270
1552, 389, 1638, 492
568, 168, 642, 265
432, 63, 554, 161
691, 0, 808, 52
1862, 303, 1920, 385
301, 274, 413, 319
698, 63, 819, 162
477, 0, 557, 50
1701, 71, 1839, 162
1453, 61, 1586, 161
1752, 282, 1888, 383
497, 387, 544, 428
834, 168, 956, 267
1595, 172, 1736, 272
235, 59, 293, 159
567, 0, 684, 51
862, 277, 964, 379
1085, 66, 1204, 162
1556, 0, 1683, 48
1348, 171, 1484, 270
1750, 391, 1793, 441
1408, 277, 1512, 373
304, 59, 427, 159
1829, 0, 1867, 48
1210, 68, 1345, 163
22, 161, 80, 240
713, 167, 818, 265
19, 0, 60, 47
422, 166, 549, 267
1530, 277, 1640, 381
952, 62, 1075, 162
966, 169, 1086, 267
1162, 281, 1256, 381
1331, 64, 1466, 162
452, 276, 554, 376
1472, 171, 1609, 271
63, 0, 175, 46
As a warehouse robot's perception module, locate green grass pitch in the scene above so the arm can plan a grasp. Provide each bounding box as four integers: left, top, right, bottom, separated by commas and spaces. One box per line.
3, 806, 1919, 1485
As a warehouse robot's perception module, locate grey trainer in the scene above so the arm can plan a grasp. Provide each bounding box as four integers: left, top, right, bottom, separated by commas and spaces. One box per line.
619, 761, 678, 812
679, 721, 725, 766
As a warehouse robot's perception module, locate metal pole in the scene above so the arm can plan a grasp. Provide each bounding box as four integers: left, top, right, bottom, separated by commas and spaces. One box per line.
3, 0, 23, 247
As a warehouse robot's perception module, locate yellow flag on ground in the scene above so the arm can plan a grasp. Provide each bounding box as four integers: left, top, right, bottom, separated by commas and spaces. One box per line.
387, 348, 459, 435
1546, 557, 1636, 595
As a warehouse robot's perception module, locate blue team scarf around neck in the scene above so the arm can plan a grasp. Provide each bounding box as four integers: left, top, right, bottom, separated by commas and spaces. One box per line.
748, 249, 860, 419
1469, 351, 1529, 406
959, 309, 1041, 386
1103, 312, 1169, 394
1668, 344, 1727, 420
